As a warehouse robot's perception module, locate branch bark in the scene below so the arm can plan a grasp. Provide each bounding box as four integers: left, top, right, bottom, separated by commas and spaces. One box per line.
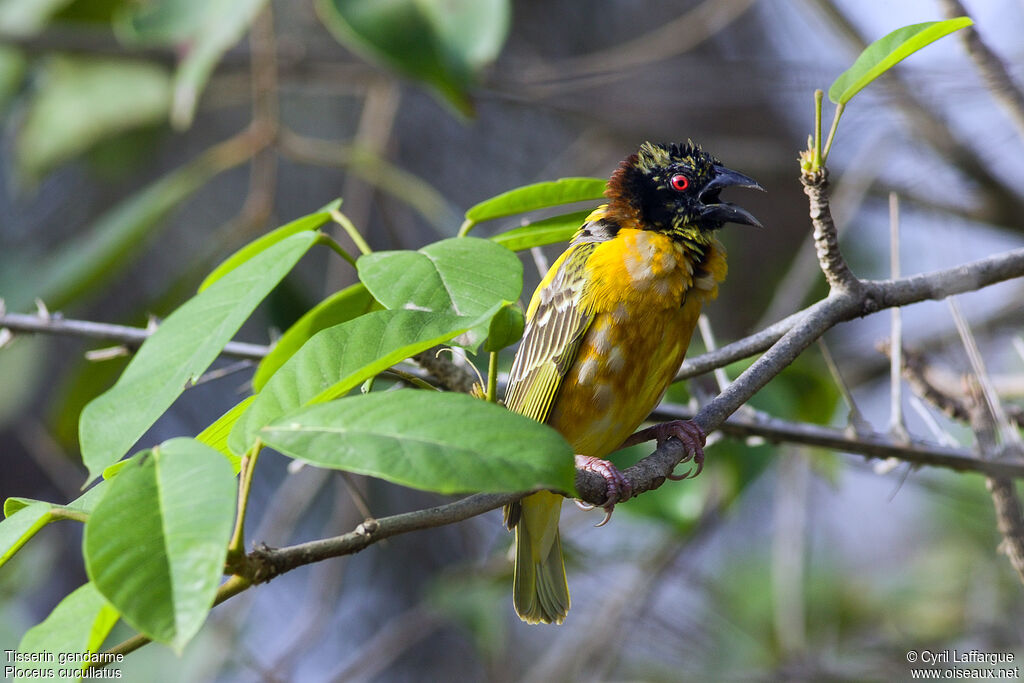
0, 310, 269, 359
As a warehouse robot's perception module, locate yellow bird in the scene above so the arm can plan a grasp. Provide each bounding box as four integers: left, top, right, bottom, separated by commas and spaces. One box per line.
503, 141, 762, 624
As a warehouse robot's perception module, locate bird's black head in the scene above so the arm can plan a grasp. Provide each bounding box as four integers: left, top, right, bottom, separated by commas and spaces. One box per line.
606, 141, 763, 243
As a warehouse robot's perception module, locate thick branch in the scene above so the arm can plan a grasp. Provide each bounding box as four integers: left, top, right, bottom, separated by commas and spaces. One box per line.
676, 246, 1024, 381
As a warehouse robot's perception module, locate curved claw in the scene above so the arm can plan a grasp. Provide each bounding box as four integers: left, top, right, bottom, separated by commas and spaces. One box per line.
575, 500, 596, 511
594, 509, 613, 528
667, 468, 693, 481
624, 419, 707, 481
574, 455, 632, 526
667, 458, 703, 481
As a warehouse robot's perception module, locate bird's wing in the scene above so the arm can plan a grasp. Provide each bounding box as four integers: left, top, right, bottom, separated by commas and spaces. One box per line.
504, 239, 598, 424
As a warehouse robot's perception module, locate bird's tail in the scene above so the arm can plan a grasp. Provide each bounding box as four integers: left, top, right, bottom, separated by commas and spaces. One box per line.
510, 490, 569, 624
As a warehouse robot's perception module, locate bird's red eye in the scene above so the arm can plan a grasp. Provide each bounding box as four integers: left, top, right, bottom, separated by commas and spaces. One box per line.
670, 174, 689, 191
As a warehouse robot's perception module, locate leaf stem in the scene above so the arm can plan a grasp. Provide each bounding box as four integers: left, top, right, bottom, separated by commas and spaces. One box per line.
383, 368, 441, 391
814, 89, 824, 167
821, 102, 845, 165
50, 508, 88, 524
487, 352, 499, 402
316, 233, 358, 268
229, 442, 262, 556
457, 218, 474, 238
330, 209, 372, 255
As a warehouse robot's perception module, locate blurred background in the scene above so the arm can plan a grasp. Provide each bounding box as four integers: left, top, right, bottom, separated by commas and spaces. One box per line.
2, 0, 1023, 680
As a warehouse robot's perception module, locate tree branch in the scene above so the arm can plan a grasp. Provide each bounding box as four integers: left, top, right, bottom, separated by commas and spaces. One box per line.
802, 170, 860, 292
0, 310, 269, 359
237, 492, 519, 584
676, 246, 1024, 381
650, 402, 1024, 480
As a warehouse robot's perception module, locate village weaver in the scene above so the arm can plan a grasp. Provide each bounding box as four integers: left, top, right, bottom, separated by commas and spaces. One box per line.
503, 141, 762, 624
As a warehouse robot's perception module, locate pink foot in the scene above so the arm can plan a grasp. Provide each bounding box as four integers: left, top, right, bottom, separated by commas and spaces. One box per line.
620, 419, 706, 480
574, 455, 632, 527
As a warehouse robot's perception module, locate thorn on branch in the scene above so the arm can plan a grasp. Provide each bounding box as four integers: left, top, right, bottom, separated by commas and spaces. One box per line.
876, 340, 972, 423
355, 518, 379, 537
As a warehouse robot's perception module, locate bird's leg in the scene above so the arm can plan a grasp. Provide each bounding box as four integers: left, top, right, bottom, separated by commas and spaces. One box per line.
573, 455, 632, 527
620, 420, 706, 480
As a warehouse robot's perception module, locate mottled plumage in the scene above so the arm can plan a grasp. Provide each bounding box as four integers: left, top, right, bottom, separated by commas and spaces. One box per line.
504, 141, 762, 624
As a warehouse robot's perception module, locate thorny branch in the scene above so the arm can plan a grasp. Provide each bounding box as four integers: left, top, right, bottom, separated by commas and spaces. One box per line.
897, 343, 1024, 584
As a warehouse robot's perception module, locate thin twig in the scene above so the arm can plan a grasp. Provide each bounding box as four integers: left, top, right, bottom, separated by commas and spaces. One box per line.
698, 314, 730, 392
817, 338, 870, 434
0, 310, 270, 359
649, 401, 1024, 480
239, 493, 520, 584
888, 193, 909, 441
967, 381, 1024, 585
878, 340, 971, 424
949, 298, 1021, 447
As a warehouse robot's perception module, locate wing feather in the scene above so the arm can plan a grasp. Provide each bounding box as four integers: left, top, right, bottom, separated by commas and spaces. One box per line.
505, 240, 598, 424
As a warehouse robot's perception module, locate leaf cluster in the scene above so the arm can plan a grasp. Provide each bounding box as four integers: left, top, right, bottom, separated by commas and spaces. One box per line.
1, 176, 603, 666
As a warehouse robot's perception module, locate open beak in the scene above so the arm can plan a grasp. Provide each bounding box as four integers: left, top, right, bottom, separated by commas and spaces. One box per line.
699, 165, 765, 228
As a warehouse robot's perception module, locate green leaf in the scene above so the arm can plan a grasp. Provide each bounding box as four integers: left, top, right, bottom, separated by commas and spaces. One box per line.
0, 502, 51, 570
484, 303, 524, 352
261, 390, 575, 494
357, 237, 522, 350
253, 282, 377, 391
4, 483, 109, 519
200, 200, 341, 292
490, 210, 591, 251
1, 485, 108, 567
116, 0, 269, 128
463, 178, 605, 229
16, 55, 171, 181
316, 0, 509, 116
828, 18, 974, 104
170, 0, 268, 128
15, 583, 119, 683
83, 438, 235, 652
195, 396, 256, 472
79, 232, 318, 481
230, 309, 486, 453
0, 147, 235, 313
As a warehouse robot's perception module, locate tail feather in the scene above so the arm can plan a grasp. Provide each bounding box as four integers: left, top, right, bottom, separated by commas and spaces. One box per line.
513, 492, 569, 624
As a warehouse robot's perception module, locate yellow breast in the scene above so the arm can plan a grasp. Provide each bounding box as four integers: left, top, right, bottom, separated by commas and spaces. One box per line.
549, 228, 726, 457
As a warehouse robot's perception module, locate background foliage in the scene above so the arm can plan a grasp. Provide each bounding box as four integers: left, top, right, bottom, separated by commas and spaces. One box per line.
1, 0, 1023, 681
